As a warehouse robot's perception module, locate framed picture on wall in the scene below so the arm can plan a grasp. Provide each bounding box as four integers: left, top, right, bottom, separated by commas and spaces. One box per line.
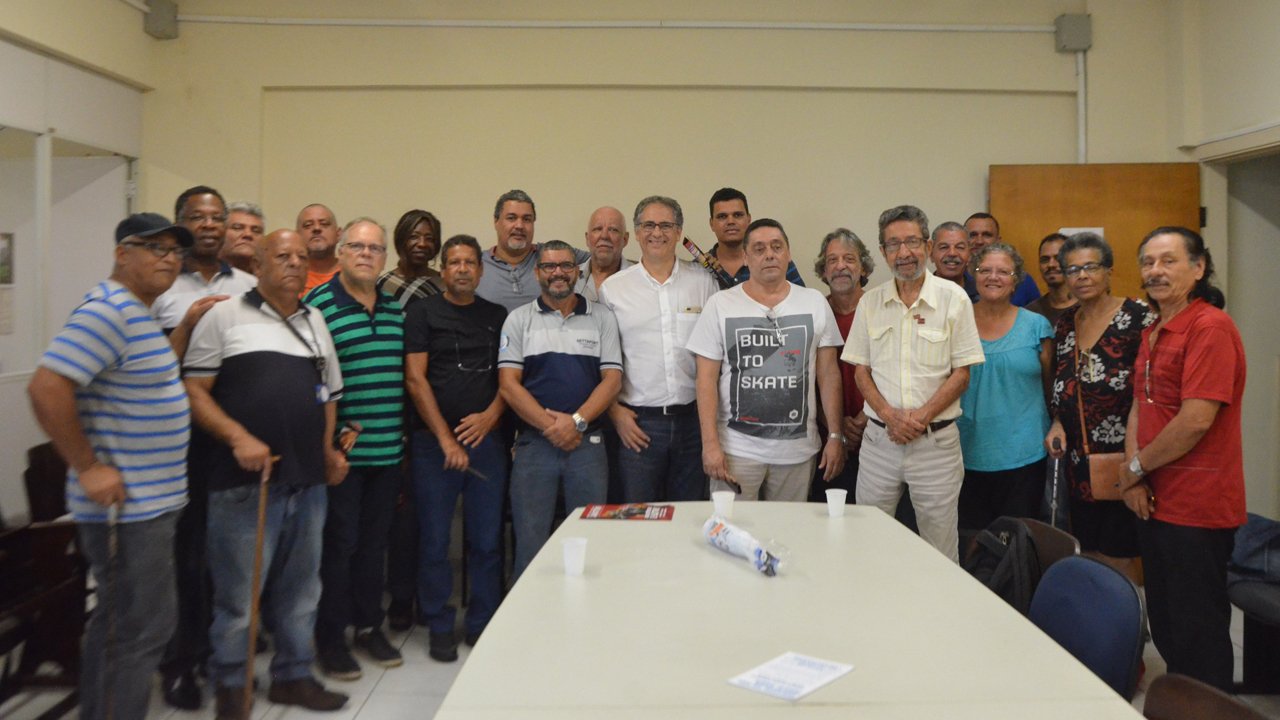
0, 232, 11, 285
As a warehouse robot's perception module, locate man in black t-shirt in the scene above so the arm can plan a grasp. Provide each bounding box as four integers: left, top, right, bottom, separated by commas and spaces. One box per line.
403, 234, 508, 663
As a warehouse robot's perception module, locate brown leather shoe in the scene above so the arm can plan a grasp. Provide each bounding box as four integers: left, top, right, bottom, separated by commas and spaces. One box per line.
214, 686, 251, 720
267, 677, 349, 711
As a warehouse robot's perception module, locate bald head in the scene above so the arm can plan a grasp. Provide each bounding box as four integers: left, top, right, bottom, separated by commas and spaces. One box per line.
257, 229, 308, 296
584, 206, 629, 271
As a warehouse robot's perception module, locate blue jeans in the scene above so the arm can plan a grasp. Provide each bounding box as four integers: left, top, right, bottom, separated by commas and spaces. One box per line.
78, 510, 178, 720
617, 411, 706, 502
411, 431, 508, 636
207, 483, 326, 689
316, 463, 402, 647
509, 430, 607, 581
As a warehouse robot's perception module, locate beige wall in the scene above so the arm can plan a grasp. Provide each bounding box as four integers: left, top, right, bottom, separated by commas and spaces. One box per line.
134, 0, 1185, 287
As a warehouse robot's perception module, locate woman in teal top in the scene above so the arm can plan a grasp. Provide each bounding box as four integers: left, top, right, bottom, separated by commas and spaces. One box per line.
957, 243, 1054, 531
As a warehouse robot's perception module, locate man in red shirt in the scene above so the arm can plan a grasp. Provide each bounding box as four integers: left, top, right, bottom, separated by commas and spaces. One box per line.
1119, 226, 1246, 692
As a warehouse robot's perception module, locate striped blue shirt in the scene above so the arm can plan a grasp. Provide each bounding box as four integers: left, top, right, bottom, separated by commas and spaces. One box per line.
39, 280, 190, 522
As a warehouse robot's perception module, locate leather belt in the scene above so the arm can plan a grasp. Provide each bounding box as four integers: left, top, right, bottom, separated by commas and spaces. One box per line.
624, 402, 697, 417
868, 417, 956, 432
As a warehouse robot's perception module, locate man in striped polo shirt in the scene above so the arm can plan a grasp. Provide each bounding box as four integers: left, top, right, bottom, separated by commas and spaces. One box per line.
28, 213, 195, 720
304, 218, 407, 679
498, 240, 623, 580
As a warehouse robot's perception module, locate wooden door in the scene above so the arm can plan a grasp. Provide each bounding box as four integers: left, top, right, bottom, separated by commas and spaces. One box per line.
988, 164, 1200, 299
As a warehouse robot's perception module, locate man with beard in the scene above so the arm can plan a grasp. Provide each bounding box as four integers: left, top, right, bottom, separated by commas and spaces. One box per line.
845, 205, 984, 562
929, 221, 970, 289
599, 196, 718, 503
575, 206, 631, 302
1025, 232, 1077, 325
152, 186, 256, 710
809, 228, 874, 502
498, 241, 621, 580
184, 229, 349, 717
220, 201, 265, 275
299, 203, 341, 297
705, 187, 804, 286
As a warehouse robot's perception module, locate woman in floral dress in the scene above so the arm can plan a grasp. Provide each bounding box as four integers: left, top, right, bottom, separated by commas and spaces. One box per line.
1045, 232, 1155, 582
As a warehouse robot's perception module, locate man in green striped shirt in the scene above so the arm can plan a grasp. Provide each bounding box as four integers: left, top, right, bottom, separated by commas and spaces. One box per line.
304, 217, 407, 680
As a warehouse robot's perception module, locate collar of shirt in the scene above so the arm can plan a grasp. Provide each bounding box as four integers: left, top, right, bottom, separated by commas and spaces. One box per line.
245, 287, 311, 320
1153, 297, 1206, 337
881, 271, 941, 311
325, 274, 394, 311
535, 293, 590, 316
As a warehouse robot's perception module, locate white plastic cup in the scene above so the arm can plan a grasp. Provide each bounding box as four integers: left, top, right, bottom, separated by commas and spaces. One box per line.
562, 537, 587, 576
826, 488, 848, 517
712, 490, 734, 518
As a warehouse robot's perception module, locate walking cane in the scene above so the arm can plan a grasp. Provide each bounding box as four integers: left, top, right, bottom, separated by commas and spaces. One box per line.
243, 456, 279, 717
104, 503, 119, 720
1050, 438, 1063, 529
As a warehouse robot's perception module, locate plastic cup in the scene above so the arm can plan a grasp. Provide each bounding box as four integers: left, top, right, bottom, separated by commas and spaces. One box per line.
826, 488, 848, 517
712, 490, 734, 518
562, 537, 587, 576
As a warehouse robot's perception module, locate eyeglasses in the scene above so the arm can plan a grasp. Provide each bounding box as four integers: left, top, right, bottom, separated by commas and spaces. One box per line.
120, 240, 185, 258
536, 261, 577, 273
763, 310, 784, 343
637, 221, 679, 234
1064, 262, 1108, 278
975, 267, 1017, 279
182, 213, 227, 226
881, 238, 925, 253
343, 242, 387, 256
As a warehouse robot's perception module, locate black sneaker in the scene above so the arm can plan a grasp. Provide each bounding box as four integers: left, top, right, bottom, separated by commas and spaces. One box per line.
464, 629, 482, 647
428, 631, 458, 663
317, 645, 362, 681
354, 628, 404, 668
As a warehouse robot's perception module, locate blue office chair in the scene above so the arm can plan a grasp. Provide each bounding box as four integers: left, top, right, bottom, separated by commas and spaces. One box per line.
1028, 555, 1144, 700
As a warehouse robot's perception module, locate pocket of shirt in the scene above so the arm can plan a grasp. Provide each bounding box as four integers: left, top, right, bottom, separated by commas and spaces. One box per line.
917, 328, 949, 366
869, 324, 894, 358
676, 311, 701, 346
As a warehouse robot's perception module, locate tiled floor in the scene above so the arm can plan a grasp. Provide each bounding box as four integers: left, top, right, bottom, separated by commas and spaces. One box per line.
0, 622, 468, 719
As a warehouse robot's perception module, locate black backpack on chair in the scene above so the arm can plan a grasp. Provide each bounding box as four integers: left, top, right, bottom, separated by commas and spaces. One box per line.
962, 516, 1042, 615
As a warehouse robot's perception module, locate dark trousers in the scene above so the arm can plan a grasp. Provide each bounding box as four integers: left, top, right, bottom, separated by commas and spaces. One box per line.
958, 458, 1047, 532
1139, 518, 1237, 692
315, 464, 402, 647
160, 465, 209, 678
617, 411, 706, 503
386, 470, 418, 609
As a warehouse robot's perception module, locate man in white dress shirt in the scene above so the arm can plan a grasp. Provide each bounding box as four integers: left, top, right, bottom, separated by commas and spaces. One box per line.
600, 196, 718, 502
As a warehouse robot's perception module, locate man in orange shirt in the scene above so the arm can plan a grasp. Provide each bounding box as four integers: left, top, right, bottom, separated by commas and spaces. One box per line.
298, 203, 340, 296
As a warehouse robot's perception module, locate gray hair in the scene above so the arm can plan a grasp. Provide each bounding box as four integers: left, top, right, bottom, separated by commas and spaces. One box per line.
814, 228, 875, 286
493, 189, 536, 220
226, 201, 264, 221
1057, 231, 1113, 271
877, 205, 930, 245
633, 195, 684, 228
338, 216, 387, 246
930, 221, 966, 242
971, 242, 1026, 283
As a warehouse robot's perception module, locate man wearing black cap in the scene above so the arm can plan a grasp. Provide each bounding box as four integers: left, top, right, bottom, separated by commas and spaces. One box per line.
27, 213, 205, 720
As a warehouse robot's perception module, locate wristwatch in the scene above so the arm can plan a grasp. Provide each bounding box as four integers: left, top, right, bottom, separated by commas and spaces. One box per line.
1128, 454, 1145, 479
572, 412, 589, 433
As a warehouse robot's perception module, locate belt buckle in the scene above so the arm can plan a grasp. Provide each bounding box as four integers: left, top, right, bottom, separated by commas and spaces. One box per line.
662, 405, 676, 416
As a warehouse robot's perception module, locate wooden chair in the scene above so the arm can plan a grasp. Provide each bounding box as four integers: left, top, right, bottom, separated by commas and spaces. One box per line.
1143, 673, 1267, 720
1021, 517, 1080, 573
